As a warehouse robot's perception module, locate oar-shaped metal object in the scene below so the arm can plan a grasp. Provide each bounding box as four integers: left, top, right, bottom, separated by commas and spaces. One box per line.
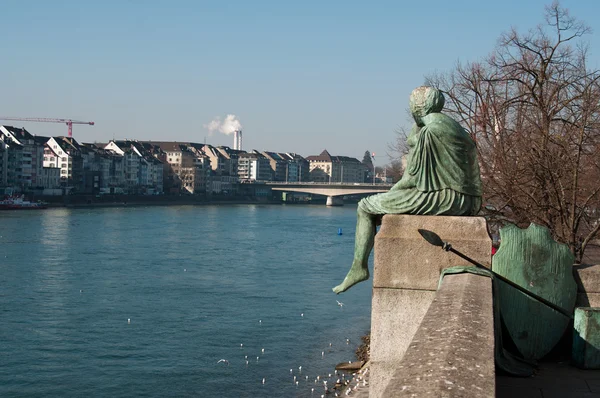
417, 229, 573, 319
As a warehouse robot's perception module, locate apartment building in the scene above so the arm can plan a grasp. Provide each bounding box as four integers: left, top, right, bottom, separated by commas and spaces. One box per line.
259, 151, 287, 181
43, 136, 85, 189
238, 152, 272, 181
279, 152, 310, 183
0, 139, 6, 188
152, 142, 210, 194
0, 126, 46, 188
214, 146, 243, 176
306, 149, 366, 183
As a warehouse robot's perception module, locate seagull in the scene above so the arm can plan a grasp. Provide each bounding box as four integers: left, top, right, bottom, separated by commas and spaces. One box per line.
336, 300, 344, 308
217, 359, 229, 365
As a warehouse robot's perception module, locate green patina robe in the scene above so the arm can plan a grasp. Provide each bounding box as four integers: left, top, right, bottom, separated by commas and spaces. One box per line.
359, 112, 482, 215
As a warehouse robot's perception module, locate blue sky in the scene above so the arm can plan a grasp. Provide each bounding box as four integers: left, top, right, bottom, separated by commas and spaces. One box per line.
2, 0, 599, 164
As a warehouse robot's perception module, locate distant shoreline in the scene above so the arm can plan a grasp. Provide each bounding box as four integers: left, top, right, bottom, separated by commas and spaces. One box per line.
34, 196, 363, 210
33, 193, 362, 210
49, 200, 280, 209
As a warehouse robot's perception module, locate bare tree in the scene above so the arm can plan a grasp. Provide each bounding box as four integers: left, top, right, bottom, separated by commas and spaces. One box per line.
426, 2, 600, 262
384, 160, 404, 183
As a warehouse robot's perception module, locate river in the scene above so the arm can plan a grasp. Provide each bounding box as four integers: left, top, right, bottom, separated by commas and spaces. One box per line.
0, 204, 372, 397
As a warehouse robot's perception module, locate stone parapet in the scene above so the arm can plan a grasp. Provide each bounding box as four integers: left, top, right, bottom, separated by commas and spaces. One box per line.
374, 215, 492, 291
384, 273, 495, 397
384, 273, 495, 398
370, 215, 492, 398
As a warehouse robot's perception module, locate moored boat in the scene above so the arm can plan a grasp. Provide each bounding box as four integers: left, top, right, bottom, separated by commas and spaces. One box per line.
0, 195, 47, 210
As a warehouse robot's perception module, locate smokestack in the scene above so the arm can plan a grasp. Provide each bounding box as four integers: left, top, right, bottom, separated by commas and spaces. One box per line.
233, 130, 242, 150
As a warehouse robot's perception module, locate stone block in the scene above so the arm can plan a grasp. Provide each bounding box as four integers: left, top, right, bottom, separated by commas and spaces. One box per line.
574, 264, 600, 307
374, 215, 492, 291
572, 307, 600, 369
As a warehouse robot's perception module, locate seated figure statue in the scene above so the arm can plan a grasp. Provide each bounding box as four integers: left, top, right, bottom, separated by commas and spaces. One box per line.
333, 86, 483, 294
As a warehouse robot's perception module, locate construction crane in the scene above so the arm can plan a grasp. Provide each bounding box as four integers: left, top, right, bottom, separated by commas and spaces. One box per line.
0, 117, 94, 137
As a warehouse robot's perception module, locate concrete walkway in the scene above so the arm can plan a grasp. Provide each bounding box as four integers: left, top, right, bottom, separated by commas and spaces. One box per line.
497, 361, 600, 397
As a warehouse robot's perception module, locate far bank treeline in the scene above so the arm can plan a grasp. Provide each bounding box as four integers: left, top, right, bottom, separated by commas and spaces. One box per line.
404, 2, 599, 261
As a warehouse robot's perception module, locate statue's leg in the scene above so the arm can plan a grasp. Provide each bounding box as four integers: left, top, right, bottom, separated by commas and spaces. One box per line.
332, 207, 377, 294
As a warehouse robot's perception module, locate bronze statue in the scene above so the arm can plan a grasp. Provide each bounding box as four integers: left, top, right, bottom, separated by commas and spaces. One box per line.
333, 86, 483, 294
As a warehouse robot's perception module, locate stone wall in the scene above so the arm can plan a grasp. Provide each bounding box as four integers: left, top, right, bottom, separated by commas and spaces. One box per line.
368, 215, 600, 396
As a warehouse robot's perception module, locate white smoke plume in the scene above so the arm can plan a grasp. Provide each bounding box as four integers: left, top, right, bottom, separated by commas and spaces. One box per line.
204, 114, 242, 135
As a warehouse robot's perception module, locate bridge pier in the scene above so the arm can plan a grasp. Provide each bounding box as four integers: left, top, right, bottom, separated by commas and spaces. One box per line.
326, 196, 343, 206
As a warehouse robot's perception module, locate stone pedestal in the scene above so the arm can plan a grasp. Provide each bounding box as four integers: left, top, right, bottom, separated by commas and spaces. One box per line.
369, 215, 491, 398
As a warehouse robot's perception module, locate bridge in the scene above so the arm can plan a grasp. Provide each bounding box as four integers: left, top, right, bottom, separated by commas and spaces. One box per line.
266, 182, 393, 206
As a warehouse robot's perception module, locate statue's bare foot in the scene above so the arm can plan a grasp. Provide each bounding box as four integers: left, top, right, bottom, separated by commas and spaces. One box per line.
332, 267, 369, 294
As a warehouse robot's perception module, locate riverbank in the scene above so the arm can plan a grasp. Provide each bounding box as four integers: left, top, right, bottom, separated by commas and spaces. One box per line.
317, 333, 370, 396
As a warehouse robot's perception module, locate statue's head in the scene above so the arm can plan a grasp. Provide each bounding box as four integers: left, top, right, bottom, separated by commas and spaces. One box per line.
409, 86, 445, 126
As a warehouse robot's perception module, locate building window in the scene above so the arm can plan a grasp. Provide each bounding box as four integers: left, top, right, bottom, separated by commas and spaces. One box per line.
62, 157, 67, 161
61, 170, 67, 175
61, 163, 67, 168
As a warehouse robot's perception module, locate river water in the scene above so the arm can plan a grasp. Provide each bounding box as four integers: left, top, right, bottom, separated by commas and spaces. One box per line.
0, 204, 372, 397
